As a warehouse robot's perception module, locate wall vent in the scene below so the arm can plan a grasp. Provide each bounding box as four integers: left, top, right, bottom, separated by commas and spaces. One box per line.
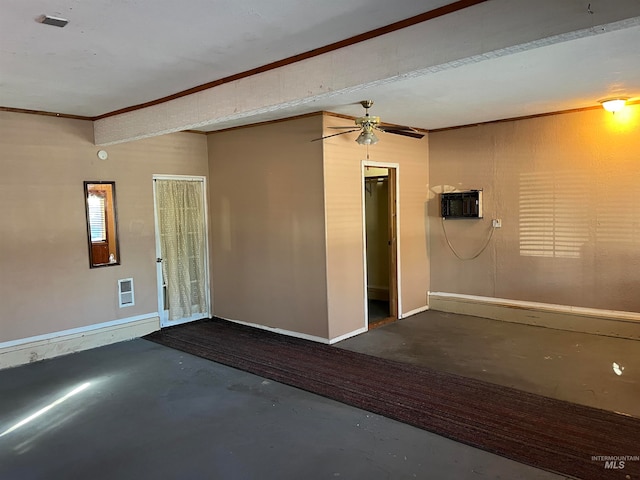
118, 278, 135, 308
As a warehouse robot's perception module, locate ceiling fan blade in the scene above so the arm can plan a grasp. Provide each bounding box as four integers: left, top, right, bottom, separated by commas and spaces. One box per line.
311, 129, 360, 142
377, 125, 425, 139
383, 129, 425, 139
329, 126, 360, 129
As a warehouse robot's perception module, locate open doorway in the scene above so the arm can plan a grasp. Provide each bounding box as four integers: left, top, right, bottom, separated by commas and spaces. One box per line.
363, 163, 399, 329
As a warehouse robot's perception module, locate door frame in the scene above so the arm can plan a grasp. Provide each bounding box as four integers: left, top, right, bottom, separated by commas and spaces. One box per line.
152, 174, 211, 328
361, 161, 401, 330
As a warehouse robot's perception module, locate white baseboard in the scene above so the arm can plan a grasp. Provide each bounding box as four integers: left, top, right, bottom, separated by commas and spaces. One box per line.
401, 305, 429, 318
216, 316, 366, 345
217, 316, 333, 344
428, 292, 640, 340
0, 313, 160, 370
329, 327, 368, 344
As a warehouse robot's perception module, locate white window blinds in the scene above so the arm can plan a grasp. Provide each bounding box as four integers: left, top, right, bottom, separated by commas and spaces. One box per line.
88, 193, 106, 242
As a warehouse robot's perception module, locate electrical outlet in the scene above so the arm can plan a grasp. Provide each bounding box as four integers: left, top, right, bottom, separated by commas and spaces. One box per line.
492, 218, 502, 228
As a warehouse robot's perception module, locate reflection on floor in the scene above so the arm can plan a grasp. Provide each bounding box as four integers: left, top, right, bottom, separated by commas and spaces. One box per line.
0, 338, 563, 480
339, 309, 640, 418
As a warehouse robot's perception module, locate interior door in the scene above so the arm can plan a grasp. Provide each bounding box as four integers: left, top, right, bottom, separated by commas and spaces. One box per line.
387, 167, 398, 319
153, 176, 210, 327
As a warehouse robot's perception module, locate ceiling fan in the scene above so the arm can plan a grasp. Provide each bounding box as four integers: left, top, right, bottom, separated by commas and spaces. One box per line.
313, 100, 425, 144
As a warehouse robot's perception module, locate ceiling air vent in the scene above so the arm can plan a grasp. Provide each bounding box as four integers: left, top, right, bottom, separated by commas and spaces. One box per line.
40, 15, 69, 28
118, 278, 135, 308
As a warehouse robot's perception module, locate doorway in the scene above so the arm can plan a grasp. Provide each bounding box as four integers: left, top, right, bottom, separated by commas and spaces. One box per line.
153, 175, 211, 328
363, 163, 399, 329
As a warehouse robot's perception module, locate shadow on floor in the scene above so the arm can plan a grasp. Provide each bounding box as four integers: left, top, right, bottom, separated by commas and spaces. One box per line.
367, 298, 391, 326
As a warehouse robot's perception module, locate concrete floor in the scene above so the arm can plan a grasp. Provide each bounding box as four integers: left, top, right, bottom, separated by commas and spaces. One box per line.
0, 331, 569, 480
339, 310, 640, 418
6, 309, 635, 480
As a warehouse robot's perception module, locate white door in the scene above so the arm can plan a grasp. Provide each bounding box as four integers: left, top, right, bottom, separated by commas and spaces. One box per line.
153, 176, 210, 327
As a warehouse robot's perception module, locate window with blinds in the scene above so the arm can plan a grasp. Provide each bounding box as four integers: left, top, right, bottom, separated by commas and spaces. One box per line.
87, 193, 107, 242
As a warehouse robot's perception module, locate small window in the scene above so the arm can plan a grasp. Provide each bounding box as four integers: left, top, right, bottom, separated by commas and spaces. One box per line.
87, 192, 107, 242
84, 181, 120, 268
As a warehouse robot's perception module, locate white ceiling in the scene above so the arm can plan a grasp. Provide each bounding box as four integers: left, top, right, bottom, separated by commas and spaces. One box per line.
2, 0, 640, 137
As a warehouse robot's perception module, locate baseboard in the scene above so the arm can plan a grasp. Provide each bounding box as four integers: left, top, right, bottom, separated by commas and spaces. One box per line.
428, 292, 640, 340
0, 313, 160, 370
401, 305, 429, 318
367, 286, 389, 301
216, 316, 367, 346
329, 327, 368, 344
217, 316, 333, 344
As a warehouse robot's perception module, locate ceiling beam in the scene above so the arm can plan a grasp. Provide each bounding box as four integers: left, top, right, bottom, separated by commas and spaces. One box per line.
94, 0, 640, 145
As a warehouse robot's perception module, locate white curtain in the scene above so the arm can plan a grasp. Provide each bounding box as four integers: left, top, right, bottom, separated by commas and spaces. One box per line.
156, 180, 207, 321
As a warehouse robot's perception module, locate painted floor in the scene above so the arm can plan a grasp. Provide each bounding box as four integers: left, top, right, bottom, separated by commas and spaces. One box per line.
339, 309, 640, 418
0, 322, 573, 480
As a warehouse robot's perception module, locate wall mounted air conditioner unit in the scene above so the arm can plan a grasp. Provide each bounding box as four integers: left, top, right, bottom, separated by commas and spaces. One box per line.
441, 190, 483, 219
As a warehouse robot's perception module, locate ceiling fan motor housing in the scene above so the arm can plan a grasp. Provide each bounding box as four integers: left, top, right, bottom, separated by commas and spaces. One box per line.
356, 116, 380, 128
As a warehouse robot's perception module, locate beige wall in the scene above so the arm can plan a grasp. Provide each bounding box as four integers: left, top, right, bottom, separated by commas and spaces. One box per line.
429, 104, 640, 313
323, 114, 430, 339
14, 102, 633, 346
1, 109, 428, 346
207, 115, 330, 338
0, 111, 208, 343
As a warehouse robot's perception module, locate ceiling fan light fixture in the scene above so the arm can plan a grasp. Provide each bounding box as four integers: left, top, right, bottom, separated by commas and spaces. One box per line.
600, 98, 628, 113
356, 130, 379, 145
